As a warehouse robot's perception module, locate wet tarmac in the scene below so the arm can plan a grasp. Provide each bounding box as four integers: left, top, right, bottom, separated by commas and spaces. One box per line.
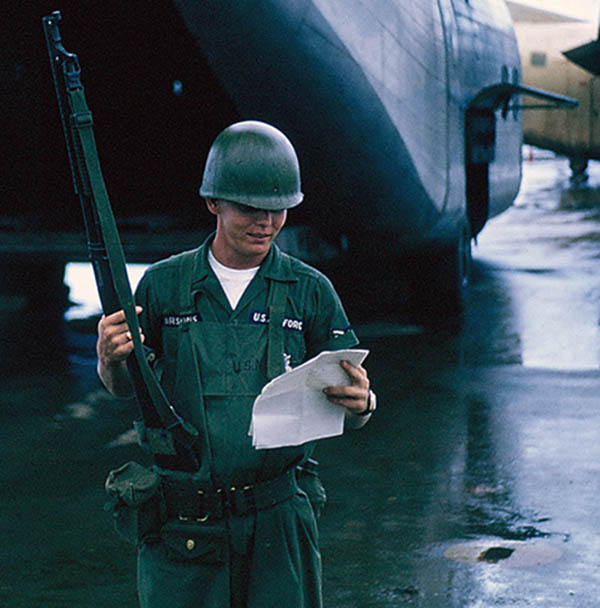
2, 152, 600, 606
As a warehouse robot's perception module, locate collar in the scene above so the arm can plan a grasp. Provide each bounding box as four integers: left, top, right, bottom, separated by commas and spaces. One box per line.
191, 232, 298, 288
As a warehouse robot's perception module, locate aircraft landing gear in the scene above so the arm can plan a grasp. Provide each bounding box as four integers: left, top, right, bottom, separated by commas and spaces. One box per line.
435, 225, 472, 317
569, 155, 589, 184
318, 224, 473, 328
408, 224, 472, 325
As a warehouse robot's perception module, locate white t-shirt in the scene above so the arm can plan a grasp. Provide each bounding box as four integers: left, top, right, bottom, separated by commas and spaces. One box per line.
208, 249, 260, 310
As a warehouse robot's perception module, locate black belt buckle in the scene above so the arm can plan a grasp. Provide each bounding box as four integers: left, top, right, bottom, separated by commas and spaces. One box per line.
178, 488, 210, 523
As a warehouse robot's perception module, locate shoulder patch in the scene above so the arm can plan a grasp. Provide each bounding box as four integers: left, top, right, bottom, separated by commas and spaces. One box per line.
332, 325, 352, 338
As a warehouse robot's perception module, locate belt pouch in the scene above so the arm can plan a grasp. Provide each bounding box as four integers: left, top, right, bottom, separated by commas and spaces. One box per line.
160, 520, 227, 564
296, 458, 327, 518
105, 461, 162, 545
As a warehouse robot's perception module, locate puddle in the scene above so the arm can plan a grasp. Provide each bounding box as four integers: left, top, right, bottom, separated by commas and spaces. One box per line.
559, 187, 600, 210
445, 538, 562, 568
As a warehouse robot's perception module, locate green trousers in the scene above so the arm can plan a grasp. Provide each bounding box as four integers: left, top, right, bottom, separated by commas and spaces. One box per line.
137, 491, 322, 608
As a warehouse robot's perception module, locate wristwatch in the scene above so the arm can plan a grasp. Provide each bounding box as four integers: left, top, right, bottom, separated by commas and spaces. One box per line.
358, 389, 377, 416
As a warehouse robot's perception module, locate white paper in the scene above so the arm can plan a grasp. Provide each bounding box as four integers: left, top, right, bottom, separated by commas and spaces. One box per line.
249, 349, 369, 449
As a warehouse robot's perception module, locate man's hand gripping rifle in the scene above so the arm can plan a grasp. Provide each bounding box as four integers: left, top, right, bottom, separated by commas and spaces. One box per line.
42, 11, 200, 471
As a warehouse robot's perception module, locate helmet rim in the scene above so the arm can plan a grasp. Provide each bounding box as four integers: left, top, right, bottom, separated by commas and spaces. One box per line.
199, 120, 303, 211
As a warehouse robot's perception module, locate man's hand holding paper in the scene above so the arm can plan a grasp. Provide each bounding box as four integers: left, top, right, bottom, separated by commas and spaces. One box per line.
249, 349, 369, 449
322, 359, 371, 418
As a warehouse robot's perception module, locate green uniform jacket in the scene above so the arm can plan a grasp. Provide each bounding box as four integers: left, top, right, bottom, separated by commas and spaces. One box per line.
135, 235, 358, 488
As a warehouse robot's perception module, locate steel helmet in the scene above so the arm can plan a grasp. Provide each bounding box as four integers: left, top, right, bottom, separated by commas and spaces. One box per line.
199, 120, 304, 210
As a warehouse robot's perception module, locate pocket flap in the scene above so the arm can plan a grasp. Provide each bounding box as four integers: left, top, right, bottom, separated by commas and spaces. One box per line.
160, 521, 226, 563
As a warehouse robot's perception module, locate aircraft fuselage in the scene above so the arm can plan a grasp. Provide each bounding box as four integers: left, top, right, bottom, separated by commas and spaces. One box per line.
2, 1, 523, 316
174, 0, 522, 257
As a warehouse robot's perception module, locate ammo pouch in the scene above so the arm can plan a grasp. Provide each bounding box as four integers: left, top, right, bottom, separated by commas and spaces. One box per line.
105, 461, 163, 545
160, 520, 227, 564
296, 458, 327, 518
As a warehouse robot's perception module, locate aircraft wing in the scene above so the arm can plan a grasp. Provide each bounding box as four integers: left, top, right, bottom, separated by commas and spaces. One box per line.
506, 2, 586, 24
507, 1, 600, 77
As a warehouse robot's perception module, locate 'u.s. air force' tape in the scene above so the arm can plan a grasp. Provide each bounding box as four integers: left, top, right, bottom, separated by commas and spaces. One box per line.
251, 310, 303, 331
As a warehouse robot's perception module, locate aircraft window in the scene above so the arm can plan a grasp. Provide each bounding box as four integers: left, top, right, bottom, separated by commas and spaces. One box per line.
530, 52, 546, 67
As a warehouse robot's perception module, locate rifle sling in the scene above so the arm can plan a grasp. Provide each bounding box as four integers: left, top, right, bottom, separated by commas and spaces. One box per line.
67, 86, 198, 449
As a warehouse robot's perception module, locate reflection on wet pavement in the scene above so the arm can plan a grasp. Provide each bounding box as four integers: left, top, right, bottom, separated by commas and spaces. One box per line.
317, 154, 600, 607
1, 153, 600, 607
476, 156, 600, 371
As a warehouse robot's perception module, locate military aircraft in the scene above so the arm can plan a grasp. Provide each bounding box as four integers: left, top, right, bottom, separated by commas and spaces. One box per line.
0, 0, 574, 323
507, 1, 600, 181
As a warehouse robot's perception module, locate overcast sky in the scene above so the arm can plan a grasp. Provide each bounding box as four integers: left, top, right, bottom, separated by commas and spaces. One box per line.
516, 0, 599, 21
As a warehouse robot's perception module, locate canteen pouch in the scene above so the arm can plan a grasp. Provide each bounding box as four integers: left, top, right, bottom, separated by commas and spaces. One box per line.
160, 520, 227, 564
105, 461, 163, 545
296, 458, 327, 518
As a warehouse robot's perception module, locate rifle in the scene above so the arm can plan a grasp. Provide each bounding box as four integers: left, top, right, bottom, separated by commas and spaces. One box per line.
43, 10, 200, 471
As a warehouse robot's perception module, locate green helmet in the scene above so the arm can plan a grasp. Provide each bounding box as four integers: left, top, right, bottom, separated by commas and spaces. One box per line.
199, 120, 304, 210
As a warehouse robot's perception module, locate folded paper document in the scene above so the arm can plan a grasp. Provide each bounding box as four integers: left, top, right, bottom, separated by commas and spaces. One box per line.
249, 349, 369, 449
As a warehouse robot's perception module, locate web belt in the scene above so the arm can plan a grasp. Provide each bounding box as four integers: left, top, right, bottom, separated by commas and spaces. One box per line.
162, 469, 298, 521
